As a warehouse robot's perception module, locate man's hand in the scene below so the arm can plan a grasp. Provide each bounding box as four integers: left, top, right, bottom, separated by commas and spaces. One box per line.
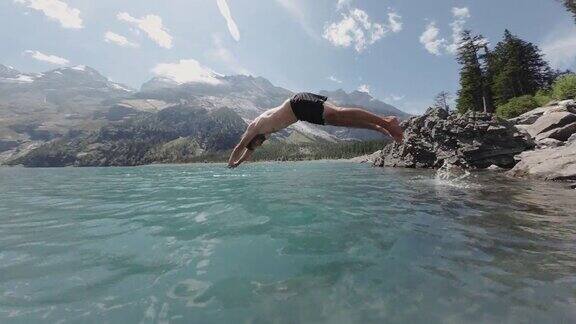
227, 148, 253, 169
228, 123, 258, 169
385, 117, 404, 143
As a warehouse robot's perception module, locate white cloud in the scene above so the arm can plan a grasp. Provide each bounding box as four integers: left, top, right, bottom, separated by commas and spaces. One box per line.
542, 25, 576, 70
446, 7, 470, 54
152, 59, 222, 85
208, 34, 250, 75
14, 0, 83, 29
104, 31, 139, 48
117, 12, 173, 49
357, 84, 370, 93
387, 12, 403, 33
323, 8, 402, 52
419, 22, 446, 56
452, 7, 471, 19
327, 75, 343, 83
216, 0, 240, 41
24, 50, 69, 65
323, 8, 386, 52
274, 0, 316, 39
420, 7, 471, 56
336, 0, 352, 11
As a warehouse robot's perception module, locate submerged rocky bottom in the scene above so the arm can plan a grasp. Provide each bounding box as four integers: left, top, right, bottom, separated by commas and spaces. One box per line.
0, 162, 575, 323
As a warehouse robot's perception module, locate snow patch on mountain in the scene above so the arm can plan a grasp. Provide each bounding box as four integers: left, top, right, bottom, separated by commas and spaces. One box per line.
71, 65, 86, 71
110, 83, 133, 92
0, 74, 35, 83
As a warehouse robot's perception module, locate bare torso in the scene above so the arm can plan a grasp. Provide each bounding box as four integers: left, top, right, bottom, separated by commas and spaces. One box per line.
228, 95, 403, 168
252, 99, 298, 134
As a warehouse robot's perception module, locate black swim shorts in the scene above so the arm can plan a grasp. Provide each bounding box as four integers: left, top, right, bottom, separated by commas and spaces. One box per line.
290, 92, 328, 125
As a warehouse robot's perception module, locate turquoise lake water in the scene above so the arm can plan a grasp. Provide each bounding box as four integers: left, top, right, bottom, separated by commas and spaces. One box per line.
0, 161, 575, 323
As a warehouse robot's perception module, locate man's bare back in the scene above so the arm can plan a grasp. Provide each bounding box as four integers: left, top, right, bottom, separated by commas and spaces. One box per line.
250, 100, 297, 134
227, 92, 403, 168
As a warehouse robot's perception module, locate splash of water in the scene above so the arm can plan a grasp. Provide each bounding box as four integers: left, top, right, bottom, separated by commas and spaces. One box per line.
435, 161, 472, 188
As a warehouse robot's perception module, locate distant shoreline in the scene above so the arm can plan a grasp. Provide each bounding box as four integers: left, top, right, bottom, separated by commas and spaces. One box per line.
149, 158, 358, 167
1, 158, 360, 169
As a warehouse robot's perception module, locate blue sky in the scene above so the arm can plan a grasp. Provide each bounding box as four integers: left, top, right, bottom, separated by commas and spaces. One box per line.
1, 0, 575, 113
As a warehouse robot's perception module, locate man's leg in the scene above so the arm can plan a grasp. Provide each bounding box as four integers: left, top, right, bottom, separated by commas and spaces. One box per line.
323, 103, 403, 141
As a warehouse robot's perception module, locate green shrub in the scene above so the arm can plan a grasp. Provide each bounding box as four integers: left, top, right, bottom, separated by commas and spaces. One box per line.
552, 74, 576, 100
496, 95, 539, 119
534, 89, 552, 107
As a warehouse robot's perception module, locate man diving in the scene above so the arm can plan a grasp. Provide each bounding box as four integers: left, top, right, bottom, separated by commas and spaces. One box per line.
227, 92, 404, 168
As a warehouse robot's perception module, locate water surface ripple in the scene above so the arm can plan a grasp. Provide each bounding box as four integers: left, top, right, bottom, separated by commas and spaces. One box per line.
0, 162, 575, 323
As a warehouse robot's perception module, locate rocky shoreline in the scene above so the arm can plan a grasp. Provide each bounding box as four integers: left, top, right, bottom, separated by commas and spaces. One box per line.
507, 100, 576, 181
365, 100, 576, 182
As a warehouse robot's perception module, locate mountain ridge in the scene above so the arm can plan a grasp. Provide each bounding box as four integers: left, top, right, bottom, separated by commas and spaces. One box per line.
0, 63, 408, 166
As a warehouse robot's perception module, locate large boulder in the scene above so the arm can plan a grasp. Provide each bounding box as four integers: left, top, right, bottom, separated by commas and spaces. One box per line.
509, 106, 552, 125
507, 102, 576, 182
372, 108, 534, 169
535, 122, 576, 142
535, 137, 564, 149
508, 138, 576, 181
522, 112, 576, 138
509, 99, 576, 125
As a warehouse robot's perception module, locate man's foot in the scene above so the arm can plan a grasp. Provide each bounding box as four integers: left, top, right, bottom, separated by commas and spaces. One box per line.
385, 117, 404, 143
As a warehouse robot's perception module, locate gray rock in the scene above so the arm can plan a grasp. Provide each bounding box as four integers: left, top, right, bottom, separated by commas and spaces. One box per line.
509, 107, 550, 125
350, 150, 381, 164
548, 105, 576, 115
559, 99, 576, 110
508, 140, 576, 181
508, 100, 576, 125
535, 122, 576, 142
0, 141, 44, 164
535, 138, 564, 149
523, 112, 576, 138
486, 164, 505, 171
514, 124, 530, 132
372, 108, 534, 169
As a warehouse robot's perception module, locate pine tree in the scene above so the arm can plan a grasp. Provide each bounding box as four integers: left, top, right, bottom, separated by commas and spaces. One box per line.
559, 0, 576, 22
433, 91, 452, 112
488, 30, 554, 106
456, 30, 492, 113
479, 44, 496, 113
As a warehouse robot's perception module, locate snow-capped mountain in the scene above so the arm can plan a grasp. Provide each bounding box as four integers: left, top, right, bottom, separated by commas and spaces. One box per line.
37, 65, 133, 92
0, 63, 408, 165
0, 65, 136, 161
0, 64, 133, 91
137, 74, 408, 140
0, 64, 134, 117
139, 74, 292, 119
0, 64, 23, 79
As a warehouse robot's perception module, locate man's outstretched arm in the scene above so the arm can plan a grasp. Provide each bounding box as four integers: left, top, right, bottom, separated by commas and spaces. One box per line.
228, 124, 257, 168
229, 149, 253, 168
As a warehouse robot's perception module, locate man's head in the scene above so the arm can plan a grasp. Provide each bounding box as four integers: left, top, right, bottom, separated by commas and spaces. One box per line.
246, 134, 266, 150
